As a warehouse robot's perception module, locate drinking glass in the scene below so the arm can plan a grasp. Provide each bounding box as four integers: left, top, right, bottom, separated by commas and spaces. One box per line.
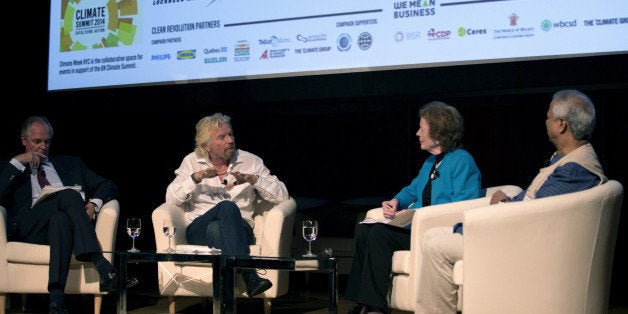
302, 220, 318, 257
126, 217, 141, 253
163, 219, 177, 253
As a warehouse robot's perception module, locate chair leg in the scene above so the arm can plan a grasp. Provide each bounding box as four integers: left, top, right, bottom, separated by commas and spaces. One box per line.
0, 293, 6, 314
94, 295, 102, 314
168, 296, 176, 314
263, 298, 272, 314
202, 297, 210, 312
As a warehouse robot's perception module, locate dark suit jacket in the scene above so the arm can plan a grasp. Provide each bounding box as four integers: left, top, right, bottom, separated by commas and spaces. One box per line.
0, 155, 118, 240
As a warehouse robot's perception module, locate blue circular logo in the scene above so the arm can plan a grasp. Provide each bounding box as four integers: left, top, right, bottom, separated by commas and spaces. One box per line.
337, 33, 352, 51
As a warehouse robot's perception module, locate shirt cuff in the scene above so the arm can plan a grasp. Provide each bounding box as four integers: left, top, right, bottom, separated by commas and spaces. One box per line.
89, 198, 103, 212
10, 158, 26, 172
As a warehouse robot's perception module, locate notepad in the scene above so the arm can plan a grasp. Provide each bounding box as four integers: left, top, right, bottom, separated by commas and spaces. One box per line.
176, 245, 222, 255
360, 210, 415, 228
35, 186, 82, 205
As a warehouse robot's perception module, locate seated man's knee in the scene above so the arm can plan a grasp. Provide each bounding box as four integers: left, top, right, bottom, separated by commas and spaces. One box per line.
215, 200, 240, 214
423, 233, 462, 263
205, 221, 223, 248
57, 188, 84, 202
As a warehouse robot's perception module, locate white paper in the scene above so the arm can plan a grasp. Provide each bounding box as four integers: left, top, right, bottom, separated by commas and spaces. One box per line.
175, 245, 222, 255
35, 186, 82, 205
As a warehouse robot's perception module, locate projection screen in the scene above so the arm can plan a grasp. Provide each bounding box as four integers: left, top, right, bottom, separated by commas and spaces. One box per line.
48, 0, 628, 91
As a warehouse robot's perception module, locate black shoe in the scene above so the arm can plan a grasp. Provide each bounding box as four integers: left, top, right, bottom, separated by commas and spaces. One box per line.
49, 300, 69, 314
100, 271, 140, 292
126, 276, 139, 288
363, 305, 386, 314
348, 303, 365, 314
246, 276, 273, 297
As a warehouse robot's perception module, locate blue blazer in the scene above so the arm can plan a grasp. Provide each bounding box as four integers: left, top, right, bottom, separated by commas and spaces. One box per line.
394, 148, 482, 210
0, 155, 118, 240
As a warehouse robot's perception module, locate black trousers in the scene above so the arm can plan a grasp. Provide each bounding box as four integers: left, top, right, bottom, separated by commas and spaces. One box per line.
16, 189, 101, 291
345, 223, 411, 310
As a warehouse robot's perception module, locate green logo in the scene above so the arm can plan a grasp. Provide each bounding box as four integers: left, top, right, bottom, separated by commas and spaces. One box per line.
458, 27, 466, 37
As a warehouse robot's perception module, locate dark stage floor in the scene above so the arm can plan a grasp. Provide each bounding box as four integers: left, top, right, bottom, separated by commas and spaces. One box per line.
6, 271, 628, 314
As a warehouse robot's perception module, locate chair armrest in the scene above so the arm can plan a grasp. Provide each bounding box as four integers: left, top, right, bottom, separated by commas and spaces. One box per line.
410, 184, 521, 243
483, 184, 522, 200
94, 199, 119, 252
152, 202, 188, 251
256, 197, 297, 257
365, 207, 384, 220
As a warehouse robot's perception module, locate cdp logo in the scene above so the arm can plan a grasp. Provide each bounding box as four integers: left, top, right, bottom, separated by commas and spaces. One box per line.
427, 28, 450, 39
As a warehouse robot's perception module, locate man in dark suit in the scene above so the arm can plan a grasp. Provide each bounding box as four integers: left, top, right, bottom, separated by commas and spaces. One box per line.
0, 116, 136, 313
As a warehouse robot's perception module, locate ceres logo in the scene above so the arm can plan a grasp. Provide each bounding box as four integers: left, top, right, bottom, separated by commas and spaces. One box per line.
177, 50, 196, 60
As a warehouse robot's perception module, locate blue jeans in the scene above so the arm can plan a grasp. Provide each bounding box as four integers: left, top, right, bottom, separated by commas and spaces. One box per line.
185, 200, 255, 256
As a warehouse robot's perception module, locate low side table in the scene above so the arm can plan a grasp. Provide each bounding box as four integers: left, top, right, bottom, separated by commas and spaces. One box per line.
223, 256, 338, 314
109, 251, 223, 314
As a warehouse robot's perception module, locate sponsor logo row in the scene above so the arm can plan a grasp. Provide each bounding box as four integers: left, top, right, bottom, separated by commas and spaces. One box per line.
149, 14, 626, 63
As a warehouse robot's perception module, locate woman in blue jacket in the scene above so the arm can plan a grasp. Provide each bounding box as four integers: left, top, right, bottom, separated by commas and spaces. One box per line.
345, 101, 482, 314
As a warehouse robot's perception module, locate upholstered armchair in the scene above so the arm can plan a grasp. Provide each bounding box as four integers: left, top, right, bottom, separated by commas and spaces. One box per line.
151, 196, 297, 314
0, 199, 120, 314
459, 180, 623, 314
364, 185, 523, 312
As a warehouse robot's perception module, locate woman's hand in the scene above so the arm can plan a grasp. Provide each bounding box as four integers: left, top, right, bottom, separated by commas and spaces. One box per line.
382, 199, 399, 219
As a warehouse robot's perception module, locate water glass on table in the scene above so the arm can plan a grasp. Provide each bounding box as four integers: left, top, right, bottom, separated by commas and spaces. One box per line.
302, 220, 318, 257
163, 219, 177, 253
126, 217, 141, 252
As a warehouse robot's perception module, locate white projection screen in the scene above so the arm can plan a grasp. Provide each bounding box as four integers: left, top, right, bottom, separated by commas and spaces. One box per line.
48, 0, 628, 91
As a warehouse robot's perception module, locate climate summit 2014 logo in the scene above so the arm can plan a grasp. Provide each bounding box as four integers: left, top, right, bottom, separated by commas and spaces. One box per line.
60, 0, 138, 52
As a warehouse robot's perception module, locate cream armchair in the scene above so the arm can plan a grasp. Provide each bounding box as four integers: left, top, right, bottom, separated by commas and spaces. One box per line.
151, 196, 297, 314
0, 200, 120, 314
364, 185, 523, 312
459, 180, 623, 314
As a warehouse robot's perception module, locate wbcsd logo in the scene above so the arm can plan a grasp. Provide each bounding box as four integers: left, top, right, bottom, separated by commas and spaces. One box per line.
541, 19, 577, 31
177, 49, 196, 60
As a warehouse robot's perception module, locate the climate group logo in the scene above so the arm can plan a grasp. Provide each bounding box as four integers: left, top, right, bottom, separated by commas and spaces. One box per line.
60, 0, 139, 52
